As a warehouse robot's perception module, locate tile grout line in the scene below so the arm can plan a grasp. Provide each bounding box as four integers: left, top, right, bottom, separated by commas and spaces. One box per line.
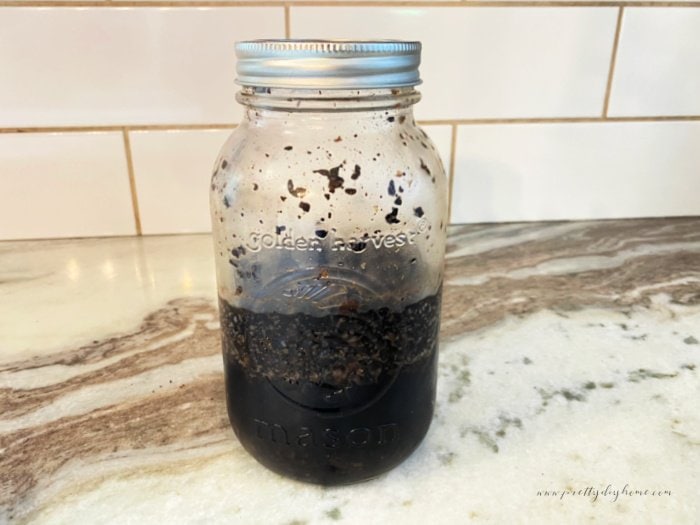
2, 116, 700, 136
419, 115, 700, 125
602, 6, 624, 118
284, 4, 291, 38
1, 1, 700, 7
122, 128, 143, 236
0, 123, 237, 134
2, 116, 700, 135
447, 124, 458, 223
254, 0, 695, 4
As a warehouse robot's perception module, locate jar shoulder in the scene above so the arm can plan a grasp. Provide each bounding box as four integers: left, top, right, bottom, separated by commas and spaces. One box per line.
212, 119, 447, 189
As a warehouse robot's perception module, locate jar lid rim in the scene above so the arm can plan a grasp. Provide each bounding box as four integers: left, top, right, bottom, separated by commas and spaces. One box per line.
235, 39, 422, 90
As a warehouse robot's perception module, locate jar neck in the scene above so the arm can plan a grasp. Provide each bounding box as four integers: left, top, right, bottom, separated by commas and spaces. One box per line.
236, 86, 421, 114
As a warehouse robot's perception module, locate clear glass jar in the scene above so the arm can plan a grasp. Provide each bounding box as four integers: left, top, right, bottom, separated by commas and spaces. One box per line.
210, 40, 448, 485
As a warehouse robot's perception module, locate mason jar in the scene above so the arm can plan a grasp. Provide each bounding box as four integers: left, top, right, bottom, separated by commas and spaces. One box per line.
210, 40, 448, 485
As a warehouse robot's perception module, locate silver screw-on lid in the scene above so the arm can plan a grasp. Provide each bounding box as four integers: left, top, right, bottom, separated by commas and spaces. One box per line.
235, 39, 422, 89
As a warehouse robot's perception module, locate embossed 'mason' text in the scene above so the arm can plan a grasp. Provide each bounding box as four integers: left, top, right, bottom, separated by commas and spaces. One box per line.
253, 419, 398, 449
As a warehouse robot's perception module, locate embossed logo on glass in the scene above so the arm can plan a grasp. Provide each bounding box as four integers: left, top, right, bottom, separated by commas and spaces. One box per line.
244, 220, 428, 253
253, 268, 400, 415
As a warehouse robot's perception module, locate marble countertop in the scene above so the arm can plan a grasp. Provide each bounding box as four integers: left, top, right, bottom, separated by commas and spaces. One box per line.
1, 219, 699, 524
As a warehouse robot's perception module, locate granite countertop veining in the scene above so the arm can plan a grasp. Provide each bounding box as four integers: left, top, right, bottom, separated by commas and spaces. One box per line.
1, 219, 699, 524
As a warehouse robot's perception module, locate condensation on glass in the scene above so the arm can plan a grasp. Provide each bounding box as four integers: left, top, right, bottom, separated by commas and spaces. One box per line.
210, 40, 448, 485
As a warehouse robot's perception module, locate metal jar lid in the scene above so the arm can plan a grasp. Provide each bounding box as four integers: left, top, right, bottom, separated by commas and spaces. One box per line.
235, 39, 422, 89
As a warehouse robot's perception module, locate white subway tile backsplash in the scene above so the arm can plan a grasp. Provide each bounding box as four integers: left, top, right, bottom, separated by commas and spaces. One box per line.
609, 9, 700, 117
0, 132, 135, 240
129, 129, 233, 235
291, 7, 618, 120
0, 8, 284, 127
451, 122, 700, 223
0, 3, 697, 237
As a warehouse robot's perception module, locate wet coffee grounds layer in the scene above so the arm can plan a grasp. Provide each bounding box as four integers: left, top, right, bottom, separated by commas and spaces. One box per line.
218, 291, 441, 387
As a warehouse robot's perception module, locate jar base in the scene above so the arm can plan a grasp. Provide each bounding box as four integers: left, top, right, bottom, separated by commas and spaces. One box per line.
224, 350, 437, 486
235, 419, 432, 487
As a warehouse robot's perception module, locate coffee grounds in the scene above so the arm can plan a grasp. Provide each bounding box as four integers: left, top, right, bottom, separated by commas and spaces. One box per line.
219, 292, 441, 484
219, 292, 440, 387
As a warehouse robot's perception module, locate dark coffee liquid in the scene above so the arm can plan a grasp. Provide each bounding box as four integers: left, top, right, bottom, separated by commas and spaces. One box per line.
219, 292, 440, 485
